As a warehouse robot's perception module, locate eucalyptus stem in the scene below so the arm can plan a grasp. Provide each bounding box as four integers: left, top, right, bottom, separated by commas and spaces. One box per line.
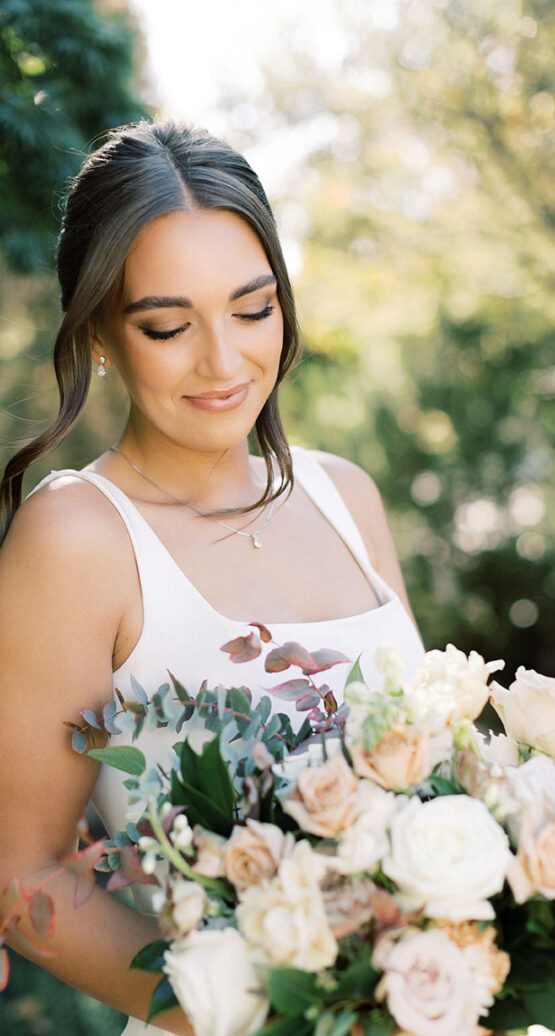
147, 804, 195, 880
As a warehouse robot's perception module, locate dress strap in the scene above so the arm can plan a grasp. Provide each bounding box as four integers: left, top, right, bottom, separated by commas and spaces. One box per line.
290, 447, 394, 605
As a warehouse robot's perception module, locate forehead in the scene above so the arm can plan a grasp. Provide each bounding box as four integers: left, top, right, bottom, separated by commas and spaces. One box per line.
122, 209, 271, 299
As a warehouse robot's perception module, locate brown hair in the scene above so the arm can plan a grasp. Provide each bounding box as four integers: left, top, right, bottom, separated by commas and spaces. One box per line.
0, 120, 301, 544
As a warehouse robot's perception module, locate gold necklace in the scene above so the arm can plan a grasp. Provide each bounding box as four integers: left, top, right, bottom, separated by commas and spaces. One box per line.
109, 446, 275, 549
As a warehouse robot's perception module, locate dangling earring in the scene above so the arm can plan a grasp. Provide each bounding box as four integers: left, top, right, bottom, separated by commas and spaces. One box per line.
97, 356, 108, 378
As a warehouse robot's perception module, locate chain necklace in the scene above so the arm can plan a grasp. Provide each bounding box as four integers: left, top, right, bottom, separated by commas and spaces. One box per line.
109, 446, 275, 549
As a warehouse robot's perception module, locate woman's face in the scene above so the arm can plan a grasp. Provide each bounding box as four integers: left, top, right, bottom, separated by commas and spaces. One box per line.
94, 208, 284, 456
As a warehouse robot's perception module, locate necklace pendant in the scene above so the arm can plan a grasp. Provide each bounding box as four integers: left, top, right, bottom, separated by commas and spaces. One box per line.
252, 534, 262, 549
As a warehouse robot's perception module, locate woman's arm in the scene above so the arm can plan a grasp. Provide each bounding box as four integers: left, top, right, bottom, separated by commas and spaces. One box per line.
0, 482, 194, 1034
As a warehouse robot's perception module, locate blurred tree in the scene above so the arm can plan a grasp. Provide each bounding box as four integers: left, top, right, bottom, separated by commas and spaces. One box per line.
222, 0, 555, 677
0, 1, 147, 1029
0, 0, 147, 272
0, 0, 148, 486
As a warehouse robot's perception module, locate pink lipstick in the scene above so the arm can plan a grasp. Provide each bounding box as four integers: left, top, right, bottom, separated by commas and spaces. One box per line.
183, 382, 250, 413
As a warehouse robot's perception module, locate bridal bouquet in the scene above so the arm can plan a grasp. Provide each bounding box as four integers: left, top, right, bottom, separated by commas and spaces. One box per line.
4, 627, 555, 1036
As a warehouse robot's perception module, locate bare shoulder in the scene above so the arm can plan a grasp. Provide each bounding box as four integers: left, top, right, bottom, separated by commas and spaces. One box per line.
306, 450, 385, 524
2, 474, 130, 572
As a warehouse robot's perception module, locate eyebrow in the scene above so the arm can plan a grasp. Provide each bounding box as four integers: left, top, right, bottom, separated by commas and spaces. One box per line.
123, 274, 277, 315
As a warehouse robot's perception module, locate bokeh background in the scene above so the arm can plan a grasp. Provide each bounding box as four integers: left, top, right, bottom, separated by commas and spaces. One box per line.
1, 0, 554, 1031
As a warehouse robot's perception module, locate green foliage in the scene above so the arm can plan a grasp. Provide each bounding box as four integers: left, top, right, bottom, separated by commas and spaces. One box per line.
0, 954, 125, 1034
87, 745, 146, 775
225, 0, 555, 680
0, 0, 148, 272
172, 734, 237, 836
130, 939, 170, 974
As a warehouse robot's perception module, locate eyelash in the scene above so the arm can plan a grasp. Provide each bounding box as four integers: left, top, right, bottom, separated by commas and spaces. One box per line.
140, 304, 276, 341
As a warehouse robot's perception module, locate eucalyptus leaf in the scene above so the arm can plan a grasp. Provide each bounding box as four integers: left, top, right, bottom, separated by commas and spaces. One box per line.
87, 746, 146, 775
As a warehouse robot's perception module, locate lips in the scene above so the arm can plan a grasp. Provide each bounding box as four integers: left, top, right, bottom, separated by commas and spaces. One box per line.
183, 382, 250, 413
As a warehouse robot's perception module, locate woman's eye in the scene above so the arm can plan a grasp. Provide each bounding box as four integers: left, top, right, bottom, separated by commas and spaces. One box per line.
140, 325, 188, 341
237, 304, 275, 322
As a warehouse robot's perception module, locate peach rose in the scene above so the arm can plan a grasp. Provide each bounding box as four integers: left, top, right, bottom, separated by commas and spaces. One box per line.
350, 724, 433, 791
507, 814, 555, 903
191, 826, 227, 878
225, 819, 294, 890
284, 754, 358, 837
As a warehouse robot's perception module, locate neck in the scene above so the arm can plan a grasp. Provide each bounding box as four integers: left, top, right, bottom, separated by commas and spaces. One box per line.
111, 425, 265, 512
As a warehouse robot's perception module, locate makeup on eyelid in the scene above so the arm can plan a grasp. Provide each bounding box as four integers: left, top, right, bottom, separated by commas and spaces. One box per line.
138, 302, 276, 341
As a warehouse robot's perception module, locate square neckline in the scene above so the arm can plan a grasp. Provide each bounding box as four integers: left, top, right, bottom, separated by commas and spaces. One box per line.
43, 456, 397, 630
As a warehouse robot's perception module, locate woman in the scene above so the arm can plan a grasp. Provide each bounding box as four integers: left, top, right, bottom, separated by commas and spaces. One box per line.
0, 121, 424, 1034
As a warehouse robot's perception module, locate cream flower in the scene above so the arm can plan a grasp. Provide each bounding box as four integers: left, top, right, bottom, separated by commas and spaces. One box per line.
507, 754, 555, 845
225, 819, 294, 890
507, 813, 555, 903
236, 840, 337, 972
382, 795, 510, 920
164, 928, 269, 1036
376, 928, 486, 1036
283, 754, 359, 837
191, 826, 227, 879
478, 730, 520, 768
490, 667, 555, 757
329, 780, 397, 875
170, 878, 206, 936
403, 644, 503, 733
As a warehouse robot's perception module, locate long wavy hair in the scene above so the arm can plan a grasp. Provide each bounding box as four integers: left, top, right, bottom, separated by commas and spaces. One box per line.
0, 120, 301, 545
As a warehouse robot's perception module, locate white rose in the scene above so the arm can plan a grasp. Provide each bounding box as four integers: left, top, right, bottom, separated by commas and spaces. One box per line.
163, 928, 269, 1036
237, 840, 337, 972
491, 667, 555, 757
478, 730, 520, 768
403, 644, 503, 733
508, 754, 555, 834
331, 781, 397, 875
376, 929, 485, 1036
382, 795, 510, 920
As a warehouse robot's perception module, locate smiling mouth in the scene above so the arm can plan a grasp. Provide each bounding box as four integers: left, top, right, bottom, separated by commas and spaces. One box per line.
183, 383, 250, 412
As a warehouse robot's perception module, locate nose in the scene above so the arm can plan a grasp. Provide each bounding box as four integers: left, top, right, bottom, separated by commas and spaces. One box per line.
195, 319, 243, 381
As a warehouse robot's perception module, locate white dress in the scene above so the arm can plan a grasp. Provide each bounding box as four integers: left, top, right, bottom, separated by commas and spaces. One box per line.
36, 446, 425, 1035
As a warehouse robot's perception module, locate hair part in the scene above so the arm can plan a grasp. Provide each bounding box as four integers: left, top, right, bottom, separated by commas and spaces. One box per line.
0, 120, 302, 543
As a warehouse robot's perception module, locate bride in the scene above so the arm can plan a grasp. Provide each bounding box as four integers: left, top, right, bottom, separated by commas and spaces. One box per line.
0, 120, 424, 1034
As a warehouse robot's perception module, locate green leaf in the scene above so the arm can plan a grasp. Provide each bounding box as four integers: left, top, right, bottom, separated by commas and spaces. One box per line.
252, 1018, 312, 1036
522, 986, 555, 1026
183, 734, 236, 820
422, 773, 464, 796
87, 746, 146, 775
485, 995, 531, 1029
315, 1009, 358, 1036
359, 1010, 396, 1036
146, 975, 179, 1023
332, 958, 379, 1002
230, 686, 254, 717
170, 775, 234, 836
265, 968, 322, 1015
130, 939, 170, 974
346, 656, 364, 686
